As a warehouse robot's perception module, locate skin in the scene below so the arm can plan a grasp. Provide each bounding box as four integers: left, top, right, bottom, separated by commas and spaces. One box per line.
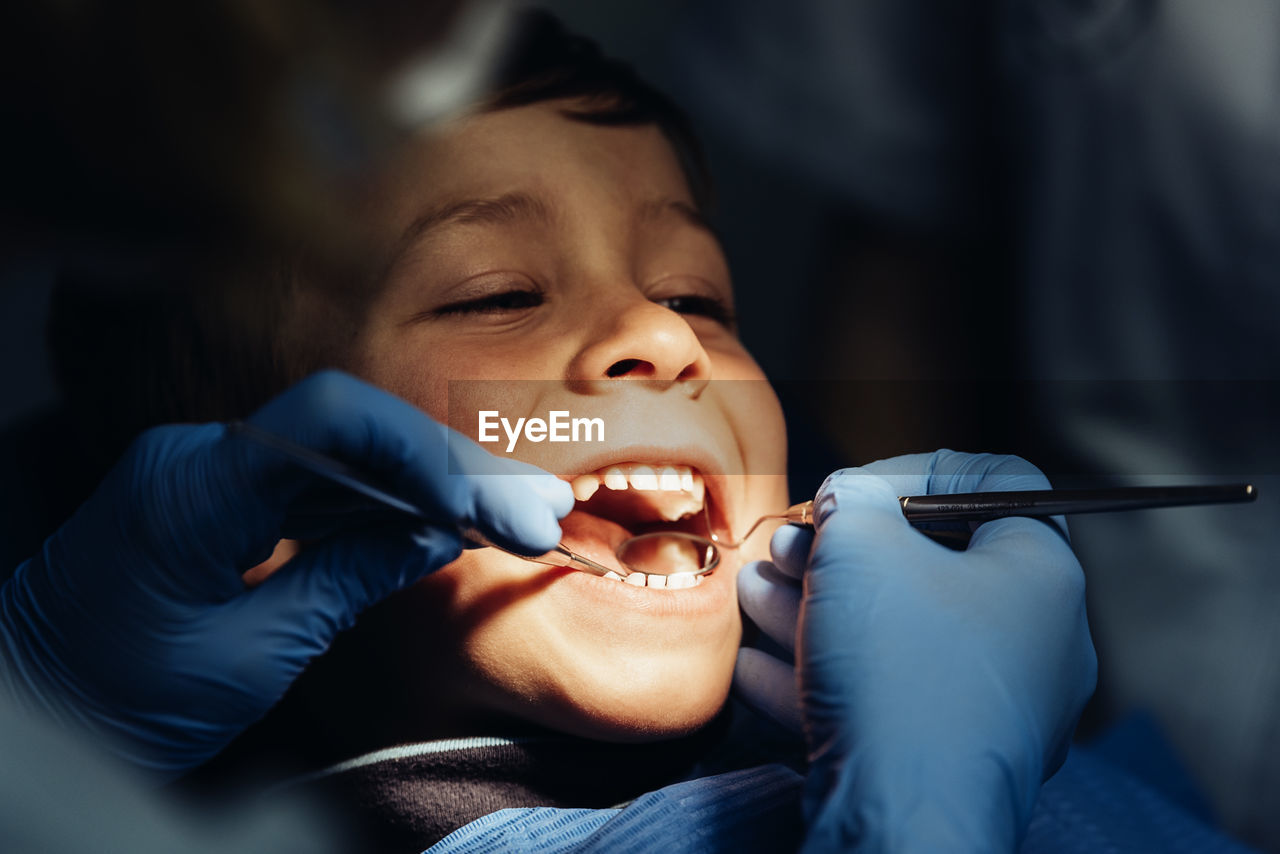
281, 99, 789, 753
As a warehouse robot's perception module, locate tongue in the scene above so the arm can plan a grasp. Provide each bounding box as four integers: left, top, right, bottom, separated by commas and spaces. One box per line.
558, 510, 631, 574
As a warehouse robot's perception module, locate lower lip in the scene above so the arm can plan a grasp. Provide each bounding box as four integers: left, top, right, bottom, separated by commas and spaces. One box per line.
548, 561, 735, 619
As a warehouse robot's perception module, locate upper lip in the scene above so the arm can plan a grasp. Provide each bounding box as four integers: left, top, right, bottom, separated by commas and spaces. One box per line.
558, 444, 734, 541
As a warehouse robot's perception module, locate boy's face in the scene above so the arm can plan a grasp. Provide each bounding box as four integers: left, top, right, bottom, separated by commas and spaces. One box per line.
343, 100, 788, 741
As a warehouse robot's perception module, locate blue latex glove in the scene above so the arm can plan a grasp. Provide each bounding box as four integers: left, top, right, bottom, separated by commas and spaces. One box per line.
735, 451, 1096, 852
0, 371, 572, 779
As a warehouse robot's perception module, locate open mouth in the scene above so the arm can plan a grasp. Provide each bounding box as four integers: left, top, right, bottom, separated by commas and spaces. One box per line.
560, 463, 725, 589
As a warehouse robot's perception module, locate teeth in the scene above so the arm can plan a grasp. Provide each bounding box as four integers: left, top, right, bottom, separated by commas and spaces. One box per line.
629, 465, 658, 490
571, 475, 601, 502
603, 467, 628, 490
570, 468, 711, 522
598, 570, 709, 588
658, 466, 682, 491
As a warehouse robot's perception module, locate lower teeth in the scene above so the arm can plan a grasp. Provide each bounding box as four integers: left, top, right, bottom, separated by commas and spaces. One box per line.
602, 570, 705, 588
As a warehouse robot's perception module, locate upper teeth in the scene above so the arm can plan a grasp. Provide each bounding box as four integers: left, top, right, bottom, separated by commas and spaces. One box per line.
570, 464, 706, 521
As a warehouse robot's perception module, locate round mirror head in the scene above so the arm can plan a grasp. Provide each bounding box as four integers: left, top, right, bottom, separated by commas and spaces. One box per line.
614, 531, 720, 577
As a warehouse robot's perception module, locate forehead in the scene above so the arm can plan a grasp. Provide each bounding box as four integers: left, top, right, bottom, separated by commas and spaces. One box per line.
371, 100, 697, 238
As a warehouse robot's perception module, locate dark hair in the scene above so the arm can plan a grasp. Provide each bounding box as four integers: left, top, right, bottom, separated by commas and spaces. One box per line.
484, 10, 711, 212
47, 8, 712, 475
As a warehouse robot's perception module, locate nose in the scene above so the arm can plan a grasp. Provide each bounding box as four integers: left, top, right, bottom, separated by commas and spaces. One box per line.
568, 292, 712, 394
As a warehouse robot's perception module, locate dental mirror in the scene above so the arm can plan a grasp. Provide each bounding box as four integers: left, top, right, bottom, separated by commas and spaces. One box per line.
611, 501, 798, 577
614, 531, 721, 578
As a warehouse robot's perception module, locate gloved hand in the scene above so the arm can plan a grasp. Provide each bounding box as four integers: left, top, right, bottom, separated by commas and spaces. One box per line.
0, 370, 572, 779
735, 451, 1096, 853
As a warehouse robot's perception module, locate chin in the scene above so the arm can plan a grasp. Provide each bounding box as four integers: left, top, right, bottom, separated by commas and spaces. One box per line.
526, 647, 738, 743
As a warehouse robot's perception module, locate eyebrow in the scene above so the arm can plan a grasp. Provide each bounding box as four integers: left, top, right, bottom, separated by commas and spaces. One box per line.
384, 192, 718, 280
638, 197, 717, 237
399, 191, 555, 247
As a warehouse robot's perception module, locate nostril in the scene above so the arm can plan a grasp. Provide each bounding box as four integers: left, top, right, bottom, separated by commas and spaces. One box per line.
676, 363, 702, 382
606, 359, 643, 378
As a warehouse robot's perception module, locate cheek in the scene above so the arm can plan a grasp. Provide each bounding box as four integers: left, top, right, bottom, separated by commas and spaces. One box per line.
346, 338, 451, 421
707, 345, 789, 474
395, 550, 743, 741
348, 332, 575, 428
705, 344, 790, 559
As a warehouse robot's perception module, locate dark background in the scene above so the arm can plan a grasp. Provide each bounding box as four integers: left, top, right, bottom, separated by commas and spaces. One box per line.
2, 0, 1277, 848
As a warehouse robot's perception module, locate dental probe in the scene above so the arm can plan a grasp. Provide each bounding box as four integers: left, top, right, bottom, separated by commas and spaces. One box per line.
459, 529, 617, 577
709, 483, 1258, 549
227, 422, 619, 578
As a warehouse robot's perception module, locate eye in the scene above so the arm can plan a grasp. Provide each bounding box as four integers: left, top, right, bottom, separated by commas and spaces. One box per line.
654, 294, 736, 328
433, 287, 544, 317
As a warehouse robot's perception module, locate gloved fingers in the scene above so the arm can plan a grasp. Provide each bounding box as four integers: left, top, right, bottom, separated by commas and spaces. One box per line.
234, 371, 571, 554
275, 492, 405, 541
860, 451, 1068, 542
852, 452, 943, 497
733, 647, 803, 733
456, 451, 573, 555
52, 423, 285, 603
922, 450, 1051, 494
264, 454, 569, 556
793, 455, 1098, 851
137, 527, 460, 774
767, 525, 813, 581
960, 515, 1097, 767
804, 467, 961, 616
964, 515, 1094, 650
737, 560, 801, 655
966, 515, 1075, 565
810, 468, 918, 554
219, 524, 463, 658
861, 449, 1052, 497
